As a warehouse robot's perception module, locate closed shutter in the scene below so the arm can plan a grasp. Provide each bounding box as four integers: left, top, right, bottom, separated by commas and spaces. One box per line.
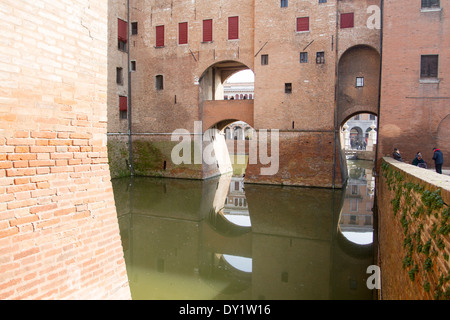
119, 96, 127, 111
118, 18, 128, 42
340, 13, 354, 29
156, 25, 165, 47
296, 17, 309, 32
203, 19, 213, 42
179, 22, 188, 45
228, 16, 239, 40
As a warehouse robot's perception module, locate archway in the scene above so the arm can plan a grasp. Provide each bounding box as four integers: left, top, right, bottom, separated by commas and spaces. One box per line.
199, 61, 254, 102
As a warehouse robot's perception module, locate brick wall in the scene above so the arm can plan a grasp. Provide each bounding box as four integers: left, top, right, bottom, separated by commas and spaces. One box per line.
378, 0, 450, 167
0, 1, 130, 299
377, 157, 449, 300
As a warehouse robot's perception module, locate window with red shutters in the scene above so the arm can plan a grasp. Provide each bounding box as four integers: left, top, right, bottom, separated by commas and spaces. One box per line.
118, 18, 127, 42
203, 19, 213, 42
119, 96, 127, 111
228, 16, 239, 40
179, 22, 188, 45
296, 17, 309, 32
340, 12, 354, 29
156, 25, 165, 47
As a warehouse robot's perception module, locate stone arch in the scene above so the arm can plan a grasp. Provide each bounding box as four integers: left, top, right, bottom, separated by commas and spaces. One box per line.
337, 45, 380, 126
436, 114, 450, 161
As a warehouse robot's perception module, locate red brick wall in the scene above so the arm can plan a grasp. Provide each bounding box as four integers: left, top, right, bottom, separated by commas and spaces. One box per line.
377, 158, 450, 300
378, 0, 450, 166
0, 1, 130, 299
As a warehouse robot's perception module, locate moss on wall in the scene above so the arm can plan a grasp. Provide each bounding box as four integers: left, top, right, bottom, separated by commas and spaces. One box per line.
380, 160, 449, 300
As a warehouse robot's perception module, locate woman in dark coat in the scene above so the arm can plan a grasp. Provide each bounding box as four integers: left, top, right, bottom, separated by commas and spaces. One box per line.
432, 148, 444, 174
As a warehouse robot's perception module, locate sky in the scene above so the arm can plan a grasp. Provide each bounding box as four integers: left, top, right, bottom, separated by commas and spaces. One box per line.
226, 69, 255, 83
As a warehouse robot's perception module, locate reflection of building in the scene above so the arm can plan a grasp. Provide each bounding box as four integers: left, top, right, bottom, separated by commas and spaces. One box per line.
224, 177, 248, 215
340, 163, 375, 236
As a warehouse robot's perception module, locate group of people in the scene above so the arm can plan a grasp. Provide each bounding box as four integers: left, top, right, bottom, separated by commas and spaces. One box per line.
393, 147, 444, 174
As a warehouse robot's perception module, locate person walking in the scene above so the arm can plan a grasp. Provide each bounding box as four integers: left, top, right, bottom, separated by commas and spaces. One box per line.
432, 148, 444, 174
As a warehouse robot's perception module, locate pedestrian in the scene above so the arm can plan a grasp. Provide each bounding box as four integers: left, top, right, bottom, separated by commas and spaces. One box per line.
432, 148, 444, 174
412, 152, 427, 168
393, 148, 402, 161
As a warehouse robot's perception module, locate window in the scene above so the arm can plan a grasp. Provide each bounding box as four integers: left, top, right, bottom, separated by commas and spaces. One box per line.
116, 67, 123, 85
155, 75, 164, 90
203, 19, 213, 42
316, 52, 325, 64
285, 83, 292, 94
369, 114, 376, 121
421, 0, 440, 8
340, 12, 354, 29
118, 19, 127, 52
356, 77, 364, 87
130, 60, 136, 72
228, 16, 239, 40
420, 55, 438, 78
261, 54, 269, 65
319, 0, 327, 3
131, 22, 138, 35
281, 0, 288, 7
296, 17, 309, 32
156, 25, 164, 47
300, 52, 308, 63
178, 22, 188, 45
119, 96, 127, 119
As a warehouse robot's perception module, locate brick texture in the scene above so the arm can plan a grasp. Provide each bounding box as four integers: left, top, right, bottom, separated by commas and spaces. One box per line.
0, 1, 130, 299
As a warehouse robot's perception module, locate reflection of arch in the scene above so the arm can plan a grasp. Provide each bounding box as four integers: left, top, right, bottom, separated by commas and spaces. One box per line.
206, 208, 251, 237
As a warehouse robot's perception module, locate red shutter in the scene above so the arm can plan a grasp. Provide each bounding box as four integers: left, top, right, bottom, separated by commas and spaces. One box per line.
340, 13, 354, 29
156, 25, 165, 47
179, 22, 188, 45
118, 18, 128, 42
296, 17, 309, 32
119, 96, 127, 111
203, 19, 213, 42
228, 16, 239, 40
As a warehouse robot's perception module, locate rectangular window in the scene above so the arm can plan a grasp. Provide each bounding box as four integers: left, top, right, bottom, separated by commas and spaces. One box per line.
156, 25, 165, 47
285, 83, 292, 94
155, 75, 164, 90
300, 52, 308, 63
119, 96, 127, 119
131, 22, 138, 35
203, 19, 213, 42
130, 60, 136, 72
356, 77, 364, 87
319, 0, 327, 3
340, 12, 354, 29
281, 0, 288, 7
261, 54, 268, 65
228, 16, 239, 40
421, 0, 440, 8
316, 52, 325, 64
296, 17, 309, 32
116, 67, 123, 85
420, 55, 438, 78
179, 22, 188, 45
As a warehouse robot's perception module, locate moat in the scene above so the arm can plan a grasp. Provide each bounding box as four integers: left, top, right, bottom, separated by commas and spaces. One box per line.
112, 160, 376, 300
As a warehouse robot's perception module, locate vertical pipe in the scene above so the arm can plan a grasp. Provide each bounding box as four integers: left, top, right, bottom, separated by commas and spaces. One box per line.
127, 0, 134, 176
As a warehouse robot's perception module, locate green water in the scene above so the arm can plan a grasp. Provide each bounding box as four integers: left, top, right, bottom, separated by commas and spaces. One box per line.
112, 160, 376, 300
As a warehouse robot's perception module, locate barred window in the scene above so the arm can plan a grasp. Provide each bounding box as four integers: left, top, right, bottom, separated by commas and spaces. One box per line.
420, 55, 438, 78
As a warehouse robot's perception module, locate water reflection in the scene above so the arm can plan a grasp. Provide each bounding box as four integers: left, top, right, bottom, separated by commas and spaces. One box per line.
113, 160, 375, 300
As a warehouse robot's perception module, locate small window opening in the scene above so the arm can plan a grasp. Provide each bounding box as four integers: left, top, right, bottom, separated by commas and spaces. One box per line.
285, 83, 292, 94
156, 75, 164, 90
